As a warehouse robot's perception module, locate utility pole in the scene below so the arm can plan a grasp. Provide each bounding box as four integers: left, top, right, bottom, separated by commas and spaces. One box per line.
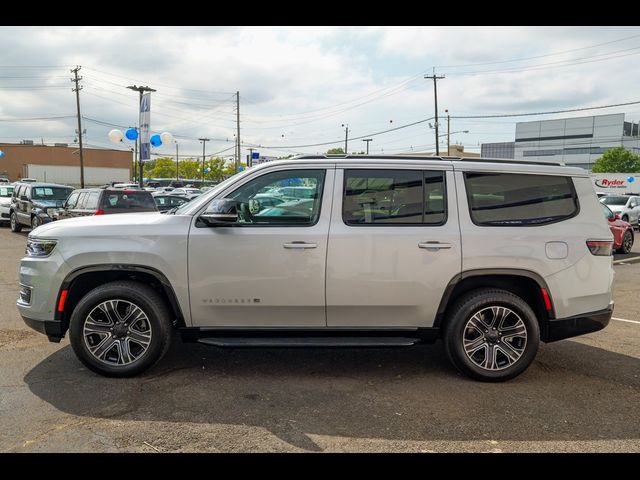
175, 141, 179, 181
199, 138, 210, 186
362, 138, 372, 155
425, 72, 445, 155
445, 109, 451, 156
70, 66, 85, 188
126, 85, 156, 187
248, 147, 254, 168
341, 124, 349, 153
236, 91, 241, 173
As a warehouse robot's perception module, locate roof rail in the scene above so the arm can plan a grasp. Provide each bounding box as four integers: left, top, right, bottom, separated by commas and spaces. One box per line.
293, 154, 563, 167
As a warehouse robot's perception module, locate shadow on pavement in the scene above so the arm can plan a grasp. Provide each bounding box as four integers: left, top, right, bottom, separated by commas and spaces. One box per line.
24, 338, 640, 450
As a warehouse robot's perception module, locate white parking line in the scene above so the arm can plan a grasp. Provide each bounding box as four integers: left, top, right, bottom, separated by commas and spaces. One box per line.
612, 317, 640, 325
613, 256, 640, 264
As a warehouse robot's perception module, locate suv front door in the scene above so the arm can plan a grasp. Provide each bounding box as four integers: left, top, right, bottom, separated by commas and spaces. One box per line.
326, 166, 461, 327
188, 167, 334, 327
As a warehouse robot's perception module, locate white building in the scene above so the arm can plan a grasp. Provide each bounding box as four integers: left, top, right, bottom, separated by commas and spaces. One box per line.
513, 113, 640, 169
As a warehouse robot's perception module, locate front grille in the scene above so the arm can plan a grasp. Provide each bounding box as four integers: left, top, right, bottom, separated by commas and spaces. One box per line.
1, 213, 8, 218
18, 284, 32, 305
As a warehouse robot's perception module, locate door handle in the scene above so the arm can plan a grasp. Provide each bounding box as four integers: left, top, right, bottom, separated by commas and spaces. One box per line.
418, 241, 452, 250
283, 242, 318, 249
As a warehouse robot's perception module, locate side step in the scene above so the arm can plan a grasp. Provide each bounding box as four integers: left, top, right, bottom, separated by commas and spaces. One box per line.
197, 337, 420, 348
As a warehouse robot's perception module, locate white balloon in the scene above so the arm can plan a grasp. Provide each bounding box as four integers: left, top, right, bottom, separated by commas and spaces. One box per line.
108, 129, 124, 143
160, 132, 173, 145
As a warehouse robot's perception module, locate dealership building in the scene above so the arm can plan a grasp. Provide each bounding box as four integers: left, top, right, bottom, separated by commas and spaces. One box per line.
0, 142, 132, 186
481, 113, 640, 170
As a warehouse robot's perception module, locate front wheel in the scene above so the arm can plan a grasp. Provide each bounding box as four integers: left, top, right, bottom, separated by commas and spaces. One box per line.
10, 212, 22, 232
31, 215, 40, 230
444, 289, 540, 382
69, 280, 173, 377
618, 230, 634, 254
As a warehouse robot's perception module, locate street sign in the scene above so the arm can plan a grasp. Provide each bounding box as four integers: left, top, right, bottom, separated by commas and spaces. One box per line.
251, 151, 260, 159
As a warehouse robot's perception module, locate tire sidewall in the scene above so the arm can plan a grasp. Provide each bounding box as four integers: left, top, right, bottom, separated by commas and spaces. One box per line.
69, 283, 170, 377
446, 291, 540, 382
622, 230, 633, 254
10, 212, 21, 232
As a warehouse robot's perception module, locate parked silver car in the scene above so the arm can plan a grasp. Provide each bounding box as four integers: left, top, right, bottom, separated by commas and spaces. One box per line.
18, 156, 614, 382
599, 195, 640, 227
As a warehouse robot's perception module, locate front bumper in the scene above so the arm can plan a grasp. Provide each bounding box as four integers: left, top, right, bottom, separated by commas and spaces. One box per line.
22, 316, 64, 342
543, 303, 613, 342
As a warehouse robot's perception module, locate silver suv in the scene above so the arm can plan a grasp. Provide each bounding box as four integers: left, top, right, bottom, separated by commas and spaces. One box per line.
17, 156, 615, 381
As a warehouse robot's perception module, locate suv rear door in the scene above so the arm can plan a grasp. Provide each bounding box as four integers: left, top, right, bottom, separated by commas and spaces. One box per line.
326, 165, 461, 327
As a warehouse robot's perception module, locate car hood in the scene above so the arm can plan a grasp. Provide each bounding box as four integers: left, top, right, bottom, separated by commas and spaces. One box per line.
30, 211, 192, 238
32, 199, 66, 209
0, 197, 11, 207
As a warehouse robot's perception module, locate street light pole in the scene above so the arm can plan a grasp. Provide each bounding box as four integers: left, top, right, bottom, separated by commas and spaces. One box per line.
127, 85, 156, 187
445, 109, 450, 156
175, 141, 179, 181
362, 138, 372, 155
342, 124, 349, 153
199, 138, 210, 186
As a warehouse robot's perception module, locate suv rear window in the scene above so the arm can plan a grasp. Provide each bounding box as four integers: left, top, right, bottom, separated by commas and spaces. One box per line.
464, 172, 578, 226
101, 191, 157, 210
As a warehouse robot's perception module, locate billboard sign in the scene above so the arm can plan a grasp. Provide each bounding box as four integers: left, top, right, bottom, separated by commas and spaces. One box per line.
139, 93, 151, 161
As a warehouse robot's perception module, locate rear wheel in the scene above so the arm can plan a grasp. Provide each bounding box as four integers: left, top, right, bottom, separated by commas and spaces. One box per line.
444, 289, 540, 382
10, 212, 22, 232
69, 280, 173, 377
618, 230, 634, 254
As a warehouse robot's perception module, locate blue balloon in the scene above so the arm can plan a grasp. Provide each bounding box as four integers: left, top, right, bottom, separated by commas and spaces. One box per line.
125, 128, 138, 140
205, 168, 210, 173
0, 150, 5, 158
628, 176, 636, 183
150, 134, 162, 147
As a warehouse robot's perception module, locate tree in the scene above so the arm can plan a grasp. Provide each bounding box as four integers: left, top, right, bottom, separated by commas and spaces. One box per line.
592, 147, 640, 173
327, 147, 344, 154
147, 157, 177, 178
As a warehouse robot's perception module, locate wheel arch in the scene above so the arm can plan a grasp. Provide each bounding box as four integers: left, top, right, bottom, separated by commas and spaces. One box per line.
435, 269, 554, 341
55, 264, 186, 336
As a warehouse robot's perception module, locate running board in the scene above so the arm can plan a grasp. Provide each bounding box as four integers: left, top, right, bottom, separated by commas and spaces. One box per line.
197, 337, 420, 348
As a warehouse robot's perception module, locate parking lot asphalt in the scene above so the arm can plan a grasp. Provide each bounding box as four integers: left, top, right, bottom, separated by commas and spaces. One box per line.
0, 225, 638, 453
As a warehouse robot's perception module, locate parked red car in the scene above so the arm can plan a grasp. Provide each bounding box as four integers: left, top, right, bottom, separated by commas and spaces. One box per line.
602, 203, 634, 254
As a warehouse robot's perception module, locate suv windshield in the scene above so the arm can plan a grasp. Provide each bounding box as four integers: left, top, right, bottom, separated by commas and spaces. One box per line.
601, 196, 629, 206
101, 190, 156, 210
0, 186, 13, 197
32, 186, 73, 200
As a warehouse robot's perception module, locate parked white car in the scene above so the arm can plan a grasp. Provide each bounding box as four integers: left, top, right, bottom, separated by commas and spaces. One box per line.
17, 156, 614, 381
0, 184, 14, 225
599, 195, 640, 227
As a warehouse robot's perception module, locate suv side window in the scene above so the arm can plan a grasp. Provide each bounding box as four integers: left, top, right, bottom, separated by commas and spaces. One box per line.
85, 192, 100, 210
224, 169, 325, 225
76, 192, 88, 210
65, 192, 80, 209
342, 169, 446, 225
24, 186, 31, 199
464, 172, 578, 226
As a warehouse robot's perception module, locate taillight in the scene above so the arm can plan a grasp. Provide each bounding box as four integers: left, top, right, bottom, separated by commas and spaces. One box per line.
586, 240, 613, 256
95, 209, 105, 215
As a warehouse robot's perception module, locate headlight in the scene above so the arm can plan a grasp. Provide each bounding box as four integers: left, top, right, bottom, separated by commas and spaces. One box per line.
26, 238, 57, 257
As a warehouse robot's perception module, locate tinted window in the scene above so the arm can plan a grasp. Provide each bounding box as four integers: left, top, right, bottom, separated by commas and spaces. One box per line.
343, 169, 446, 225
32, 186, 73, 200
601, 203, 615, 220
601, 196, 629, 206
464, 172, 578, 226
101, 191, 157, 210
225, 169, 325, 225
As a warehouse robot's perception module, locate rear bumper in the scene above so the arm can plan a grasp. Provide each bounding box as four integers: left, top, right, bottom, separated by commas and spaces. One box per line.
542, 304, 613, 342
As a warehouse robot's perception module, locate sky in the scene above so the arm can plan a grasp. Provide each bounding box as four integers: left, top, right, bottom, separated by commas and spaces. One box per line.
1, 26, 640, 161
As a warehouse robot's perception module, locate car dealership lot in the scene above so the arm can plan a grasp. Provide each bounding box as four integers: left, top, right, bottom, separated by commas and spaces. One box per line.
0, 227, 638, 453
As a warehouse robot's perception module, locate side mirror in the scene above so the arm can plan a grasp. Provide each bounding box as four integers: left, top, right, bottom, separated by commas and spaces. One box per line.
20, 195, 28, 201
200, 198, 238, 226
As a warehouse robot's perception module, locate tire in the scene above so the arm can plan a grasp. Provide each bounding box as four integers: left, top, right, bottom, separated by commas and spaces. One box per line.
69, 280, 173, 377
31, 215, 40, 230
618, 230, 634, 254
10, 212, 22, 232
444, 288, 540, 382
